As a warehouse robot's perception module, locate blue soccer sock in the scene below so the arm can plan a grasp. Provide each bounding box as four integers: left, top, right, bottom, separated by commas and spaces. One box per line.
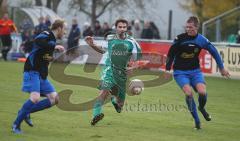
93, 99, 103, 117
30, 99, 52, 113
198, 93, 207, 109
14, 99, 35, 126
185, 96, 200, 125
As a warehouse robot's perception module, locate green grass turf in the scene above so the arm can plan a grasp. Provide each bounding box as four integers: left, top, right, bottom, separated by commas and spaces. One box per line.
0, 61, 240, 141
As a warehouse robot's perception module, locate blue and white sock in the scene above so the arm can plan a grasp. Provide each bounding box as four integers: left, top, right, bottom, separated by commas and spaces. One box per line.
198, 93, 207, 109
185, 96, 200, 125
30, 99, 52, 113
14, 99, 35, 126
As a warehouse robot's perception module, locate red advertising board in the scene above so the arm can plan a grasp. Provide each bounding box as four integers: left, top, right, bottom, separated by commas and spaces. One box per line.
138, 41, 212, 73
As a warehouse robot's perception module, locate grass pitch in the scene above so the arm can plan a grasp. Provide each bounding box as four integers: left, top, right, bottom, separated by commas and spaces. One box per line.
0, 61, 240, 141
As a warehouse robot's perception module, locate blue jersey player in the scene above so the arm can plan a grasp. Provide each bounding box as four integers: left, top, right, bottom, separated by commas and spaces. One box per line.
12, 19, 66, 134
165, 16, 230, 129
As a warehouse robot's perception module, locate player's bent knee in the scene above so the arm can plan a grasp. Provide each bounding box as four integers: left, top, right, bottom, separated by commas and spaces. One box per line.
182, 85, 192, 96
31, 97, 40, 103
196, 83, 206, 95
54, 94, 59, 105
30, 92, 41, 103
46, 92, 58, 105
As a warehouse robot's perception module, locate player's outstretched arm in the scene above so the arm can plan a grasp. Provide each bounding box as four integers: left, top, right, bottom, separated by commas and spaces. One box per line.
85, 36, 105, 54
203, 41, 230, 78
164, 43, 177, 79
126, 60, 149, 75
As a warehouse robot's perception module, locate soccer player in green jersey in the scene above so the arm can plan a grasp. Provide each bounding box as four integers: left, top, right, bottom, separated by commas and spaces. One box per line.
85, 18, 142, 125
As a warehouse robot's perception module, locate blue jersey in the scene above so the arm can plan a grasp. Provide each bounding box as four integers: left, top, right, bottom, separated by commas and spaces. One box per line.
24, 31, 56, 79
166, 33, 224, 71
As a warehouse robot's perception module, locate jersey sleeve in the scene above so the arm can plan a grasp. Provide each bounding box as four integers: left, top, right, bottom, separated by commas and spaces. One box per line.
165, 38, 179, 71
202, 38, 224, 69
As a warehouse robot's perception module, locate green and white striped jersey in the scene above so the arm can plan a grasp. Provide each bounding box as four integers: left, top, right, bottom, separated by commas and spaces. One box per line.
104, 33, 142, 70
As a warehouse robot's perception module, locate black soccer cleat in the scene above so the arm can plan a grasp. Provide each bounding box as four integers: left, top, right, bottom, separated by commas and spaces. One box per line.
91, 113, 104, 126
24, 114, 34, 127
111, 97, 122, 113
112, 102, 122, 113
198, 107, 212, 121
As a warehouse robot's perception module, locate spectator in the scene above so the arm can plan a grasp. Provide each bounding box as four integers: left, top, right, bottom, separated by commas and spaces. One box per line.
127, 20, 132, 36
227, 33, 237, 43
83, 22, 94, 37
0, 13, 17, 61
94, 20, 103, 37
20, 18, 33, 34
102, 22, 112, 36
141, 21, 154, 39
236, 30, 240, 44
132, 20, 142, 39
67, 18, 80, 54
34, 16, 48, 35
45, 15, 52, 29
150, 21, 160, 39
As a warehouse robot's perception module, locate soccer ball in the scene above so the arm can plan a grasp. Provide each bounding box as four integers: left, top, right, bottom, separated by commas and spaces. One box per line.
128, 79, 144, 95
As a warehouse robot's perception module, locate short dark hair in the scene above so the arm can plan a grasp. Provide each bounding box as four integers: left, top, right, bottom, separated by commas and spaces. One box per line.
187, 16, 200, 27
51, 19, 65, 30
115, 18, 128, 27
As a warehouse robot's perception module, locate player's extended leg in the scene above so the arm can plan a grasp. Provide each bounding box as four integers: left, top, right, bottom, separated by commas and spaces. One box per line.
91, 90, 110, 126
30, 92, 59, 113
12, 92, 40, 134
110, 86, 125, 113
182, 84, 201, 129
20, 92, 59, 128
174, 72, 201, 129
113, 88, 126, 113
23, 78, 58, 127
111, 96, 122, 113
195, 83, 211, 121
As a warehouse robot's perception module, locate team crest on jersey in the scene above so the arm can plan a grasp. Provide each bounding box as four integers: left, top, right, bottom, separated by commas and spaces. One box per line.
181, 52, 195, 58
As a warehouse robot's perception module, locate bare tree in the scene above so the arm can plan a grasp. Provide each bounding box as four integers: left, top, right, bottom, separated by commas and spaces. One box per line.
35, 0, 61, 12
0, 0, 8, 17
46, 0, 61, 12
192, 0, 204, 20
69, 0, 144, 29
47, 0, 51, 8
35, 0, 42, 6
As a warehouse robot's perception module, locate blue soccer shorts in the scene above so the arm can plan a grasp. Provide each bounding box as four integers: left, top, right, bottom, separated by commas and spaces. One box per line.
22, 71, 55, 95
173, 69, 205, 89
